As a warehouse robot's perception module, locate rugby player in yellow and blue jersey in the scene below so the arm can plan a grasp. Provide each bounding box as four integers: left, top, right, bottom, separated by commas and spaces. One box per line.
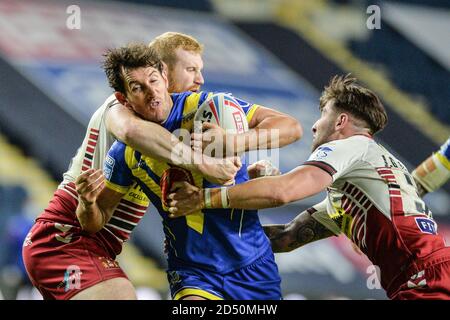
76, 43, 302, 300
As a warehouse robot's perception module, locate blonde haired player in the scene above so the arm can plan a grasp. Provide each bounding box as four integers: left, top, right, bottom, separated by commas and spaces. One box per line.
150, 32, 204, 94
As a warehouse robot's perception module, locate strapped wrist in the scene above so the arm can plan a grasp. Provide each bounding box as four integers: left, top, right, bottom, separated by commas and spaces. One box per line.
204, 188, 212, 208
204, 187, 230, 209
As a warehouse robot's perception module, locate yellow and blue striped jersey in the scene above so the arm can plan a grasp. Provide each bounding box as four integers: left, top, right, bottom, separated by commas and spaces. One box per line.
104, 91, 271, 273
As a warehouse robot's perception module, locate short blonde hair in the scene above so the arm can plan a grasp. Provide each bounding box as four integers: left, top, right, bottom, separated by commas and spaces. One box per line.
149, 32, 203, 68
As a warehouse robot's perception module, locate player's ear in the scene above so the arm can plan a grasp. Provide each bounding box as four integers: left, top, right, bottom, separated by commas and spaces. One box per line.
336, 113, 349, 130
161, 69, 169, 89
115, 92, 129, 108
161, 61, 169, 79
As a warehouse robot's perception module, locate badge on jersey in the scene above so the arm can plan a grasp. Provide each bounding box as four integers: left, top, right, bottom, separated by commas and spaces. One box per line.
104, 155, 115, 180
314, 146, 334, 160
415, 217, 437, 235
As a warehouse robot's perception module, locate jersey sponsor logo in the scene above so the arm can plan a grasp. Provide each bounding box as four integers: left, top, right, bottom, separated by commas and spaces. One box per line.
314, 146, 333, 160
182, 110, 196, 124
128, 190, 149, 202
415, 217, 437, 235
104, 155, 115, 180
98, 256, 120, 269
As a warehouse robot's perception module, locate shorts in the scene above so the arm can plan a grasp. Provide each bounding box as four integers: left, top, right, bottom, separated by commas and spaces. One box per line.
390, 259, 450, 300
168, 248, 282, 300
22, 220, 127, 300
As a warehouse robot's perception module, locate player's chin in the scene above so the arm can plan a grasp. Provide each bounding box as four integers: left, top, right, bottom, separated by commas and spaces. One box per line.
153, 112, 168, 124
311, 139, 320, 152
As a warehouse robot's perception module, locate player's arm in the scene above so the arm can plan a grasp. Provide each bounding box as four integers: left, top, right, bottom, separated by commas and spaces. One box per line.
244, 106, 303, 151
263, 210, 334, 253
106, 104, 240, 185
167, 165, 332, 215
222, 165, 331, 209
412, 137, 450, 197
106, 104, 184, 164
193, 106, 302, 155
75, 169, 124, 234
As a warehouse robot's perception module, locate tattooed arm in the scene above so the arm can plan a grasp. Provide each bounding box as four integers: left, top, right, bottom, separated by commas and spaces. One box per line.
263, 210, 334, 253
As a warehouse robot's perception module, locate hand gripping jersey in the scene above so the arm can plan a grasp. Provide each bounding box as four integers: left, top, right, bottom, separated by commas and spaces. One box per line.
104, 91, 272, 273
39, 94, 150, 256
304, 135, 450, 293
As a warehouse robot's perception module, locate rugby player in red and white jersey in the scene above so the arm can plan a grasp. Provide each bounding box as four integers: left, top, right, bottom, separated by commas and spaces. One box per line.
168, 75, 450, 299
22, 32, 241, 300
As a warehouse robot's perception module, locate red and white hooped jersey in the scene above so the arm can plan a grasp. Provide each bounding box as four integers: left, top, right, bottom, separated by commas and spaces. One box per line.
58, 94, 118, 189
304, 135, 449, 291
39, 94, 150, 255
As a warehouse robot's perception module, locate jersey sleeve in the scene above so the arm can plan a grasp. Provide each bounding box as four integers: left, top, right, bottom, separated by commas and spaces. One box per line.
303, 138, 365, 182
196, 91, 213, 106
308, 199, 341, 236
103, 141, 135, 194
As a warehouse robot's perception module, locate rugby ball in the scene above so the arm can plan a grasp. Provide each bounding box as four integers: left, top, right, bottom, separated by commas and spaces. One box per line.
194, 93, 249, 134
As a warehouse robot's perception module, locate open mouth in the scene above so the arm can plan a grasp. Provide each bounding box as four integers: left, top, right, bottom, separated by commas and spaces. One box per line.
149, 100, 160, 108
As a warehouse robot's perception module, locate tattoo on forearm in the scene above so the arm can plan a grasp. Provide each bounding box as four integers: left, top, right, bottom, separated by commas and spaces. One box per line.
264, 213, 333, 252
291, 218, 332, 249
263, 225, 285, 239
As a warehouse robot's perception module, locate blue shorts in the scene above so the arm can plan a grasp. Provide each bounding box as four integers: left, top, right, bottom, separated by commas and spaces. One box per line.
167, 249, 282, 300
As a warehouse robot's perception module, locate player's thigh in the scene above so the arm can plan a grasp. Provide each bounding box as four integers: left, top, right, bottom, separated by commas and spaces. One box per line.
23, 220, 129, 300
71, 277, 136, 300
